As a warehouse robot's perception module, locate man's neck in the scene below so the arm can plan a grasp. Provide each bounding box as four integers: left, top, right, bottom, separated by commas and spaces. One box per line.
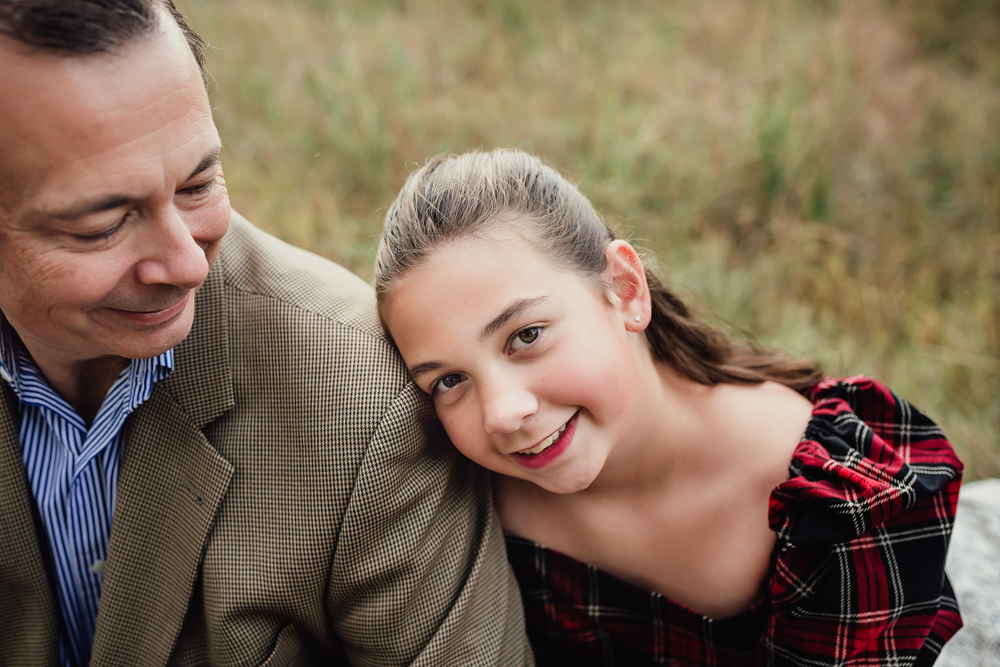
52, 356, 132, 427
0, 317, 132, 427
26, 350, 129, 428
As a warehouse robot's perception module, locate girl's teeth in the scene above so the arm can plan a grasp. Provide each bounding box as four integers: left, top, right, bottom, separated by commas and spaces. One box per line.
521, 423, 568, 456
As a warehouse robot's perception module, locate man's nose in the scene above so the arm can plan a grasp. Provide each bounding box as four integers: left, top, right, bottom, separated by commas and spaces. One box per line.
481, 377, 538, 435
133, 208, 222, 288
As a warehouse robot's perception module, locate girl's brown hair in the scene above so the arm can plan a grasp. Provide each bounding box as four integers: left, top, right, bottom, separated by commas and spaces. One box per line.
375, 149, 821, 391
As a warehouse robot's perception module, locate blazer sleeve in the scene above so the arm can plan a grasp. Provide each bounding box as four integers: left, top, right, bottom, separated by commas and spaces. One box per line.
325, 379, 533, 666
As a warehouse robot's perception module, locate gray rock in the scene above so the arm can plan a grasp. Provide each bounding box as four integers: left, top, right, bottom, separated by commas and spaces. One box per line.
937, 478, 1000, 666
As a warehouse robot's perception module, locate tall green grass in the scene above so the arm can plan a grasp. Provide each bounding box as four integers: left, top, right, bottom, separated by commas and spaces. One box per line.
183, 0, 1000, 479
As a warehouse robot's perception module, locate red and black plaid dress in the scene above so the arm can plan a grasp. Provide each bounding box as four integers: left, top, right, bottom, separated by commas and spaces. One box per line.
505, 377, 963, 666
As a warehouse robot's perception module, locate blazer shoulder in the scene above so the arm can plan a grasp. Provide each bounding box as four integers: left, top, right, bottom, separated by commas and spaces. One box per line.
217, 212, 381, 339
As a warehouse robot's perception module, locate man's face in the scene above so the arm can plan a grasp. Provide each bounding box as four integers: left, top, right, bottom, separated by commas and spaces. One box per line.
0, 14, 230, 373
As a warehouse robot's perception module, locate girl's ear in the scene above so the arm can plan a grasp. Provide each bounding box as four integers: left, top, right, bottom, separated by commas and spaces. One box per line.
603, 240, 651, 332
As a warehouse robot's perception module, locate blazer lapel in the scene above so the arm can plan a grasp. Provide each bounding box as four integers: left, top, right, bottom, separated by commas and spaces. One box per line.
91, 265, 236, 666
0, 382, 61, 665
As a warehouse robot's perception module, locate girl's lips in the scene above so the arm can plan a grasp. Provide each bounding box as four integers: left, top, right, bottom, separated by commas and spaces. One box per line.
512, 411, 579, 470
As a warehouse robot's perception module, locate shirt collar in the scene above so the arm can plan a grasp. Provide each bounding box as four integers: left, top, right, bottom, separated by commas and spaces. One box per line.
0, 313, 174, 404
0, 315, 16, 388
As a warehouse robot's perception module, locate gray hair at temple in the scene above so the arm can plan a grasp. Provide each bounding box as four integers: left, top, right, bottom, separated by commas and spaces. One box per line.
0, 0, 209, 85
375, 148, 823, 391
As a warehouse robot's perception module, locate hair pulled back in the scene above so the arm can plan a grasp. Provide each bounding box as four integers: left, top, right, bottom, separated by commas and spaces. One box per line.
375, 149, 821, 391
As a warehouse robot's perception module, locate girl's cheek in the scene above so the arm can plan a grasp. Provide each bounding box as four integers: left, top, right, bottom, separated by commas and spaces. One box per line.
441, 413, 481, 458
548, 347, 614, 389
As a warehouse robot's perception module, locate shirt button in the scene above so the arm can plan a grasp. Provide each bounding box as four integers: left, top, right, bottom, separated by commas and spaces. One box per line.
91, 560, 106, 575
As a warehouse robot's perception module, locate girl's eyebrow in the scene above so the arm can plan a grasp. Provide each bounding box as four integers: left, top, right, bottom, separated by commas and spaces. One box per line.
479, 296, 549, 342
409, 360, 444, 381
410, 296, 550, 381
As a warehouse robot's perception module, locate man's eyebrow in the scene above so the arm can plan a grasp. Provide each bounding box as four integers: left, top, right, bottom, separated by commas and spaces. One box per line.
44, 144, 224, 222
46, 195, 133, 222
479, 296, 549, 342
187, 144, 223, 181
409, 360, 445, 381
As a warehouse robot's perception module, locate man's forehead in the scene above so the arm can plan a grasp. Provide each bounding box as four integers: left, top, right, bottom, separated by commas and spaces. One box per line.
0, 15, 216, 221
0, 10, 196, 116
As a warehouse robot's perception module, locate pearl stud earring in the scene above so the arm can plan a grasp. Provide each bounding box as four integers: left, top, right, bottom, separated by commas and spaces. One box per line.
634, 315, 641, 322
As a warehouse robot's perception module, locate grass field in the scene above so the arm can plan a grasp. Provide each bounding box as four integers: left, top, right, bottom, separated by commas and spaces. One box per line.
181, 0, 1000, 479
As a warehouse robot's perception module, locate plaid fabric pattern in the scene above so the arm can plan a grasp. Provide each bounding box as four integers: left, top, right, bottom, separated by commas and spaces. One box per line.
507, 376, 963, 666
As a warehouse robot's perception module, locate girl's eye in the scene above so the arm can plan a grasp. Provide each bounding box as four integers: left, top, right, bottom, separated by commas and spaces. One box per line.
433, 373, 466, 395
509, 326, 542, 352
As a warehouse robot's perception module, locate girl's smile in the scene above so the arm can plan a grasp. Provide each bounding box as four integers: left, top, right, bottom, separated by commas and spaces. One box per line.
511, 410, 578, 469
382, 231, 653, 494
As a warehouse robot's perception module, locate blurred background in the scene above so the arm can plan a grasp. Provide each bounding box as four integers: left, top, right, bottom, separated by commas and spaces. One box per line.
181, 0, 999, 479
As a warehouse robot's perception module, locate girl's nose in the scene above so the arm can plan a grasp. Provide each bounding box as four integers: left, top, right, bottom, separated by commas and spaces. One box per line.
482, 381, 538, 435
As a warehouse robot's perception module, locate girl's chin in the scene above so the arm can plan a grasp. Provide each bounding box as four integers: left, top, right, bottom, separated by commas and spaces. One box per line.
541, 482, 594, 495
525, 466, 602, 495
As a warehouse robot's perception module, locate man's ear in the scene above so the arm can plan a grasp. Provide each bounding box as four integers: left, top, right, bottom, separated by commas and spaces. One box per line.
603, 240, 651, 332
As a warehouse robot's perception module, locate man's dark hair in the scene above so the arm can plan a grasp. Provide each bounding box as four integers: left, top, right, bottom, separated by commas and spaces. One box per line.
0, 0, 208, 84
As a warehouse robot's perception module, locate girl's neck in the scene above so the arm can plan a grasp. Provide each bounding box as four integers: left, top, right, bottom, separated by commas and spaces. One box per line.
578, 358, 723, 499
562, 361, 811, 503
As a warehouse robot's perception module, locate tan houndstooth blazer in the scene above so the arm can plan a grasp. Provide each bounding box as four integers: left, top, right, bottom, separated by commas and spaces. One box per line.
0, 213, 531, 666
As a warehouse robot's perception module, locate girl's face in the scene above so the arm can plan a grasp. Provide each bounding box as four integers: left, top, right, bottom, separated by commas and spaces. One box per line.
382, 232, 651, 494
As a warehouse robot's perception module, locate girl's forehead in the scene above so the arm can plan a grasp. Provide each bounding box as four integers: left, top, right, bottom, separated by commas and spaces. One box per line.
419, 230, 541, 271
387, 234, 607, 320
383, 230, 610, 315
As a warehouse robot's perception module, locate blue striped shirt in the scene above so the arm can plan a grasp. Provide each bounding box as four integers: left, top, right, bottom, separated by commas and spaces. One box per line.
0, 319, 173, 667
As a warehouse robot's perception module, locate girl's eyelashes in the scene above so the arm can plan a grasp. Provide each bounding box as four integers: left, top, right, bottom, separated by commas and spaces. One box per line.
428, 325, 545, 394
508, 326, 544, 353
432, 372, 466, 395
